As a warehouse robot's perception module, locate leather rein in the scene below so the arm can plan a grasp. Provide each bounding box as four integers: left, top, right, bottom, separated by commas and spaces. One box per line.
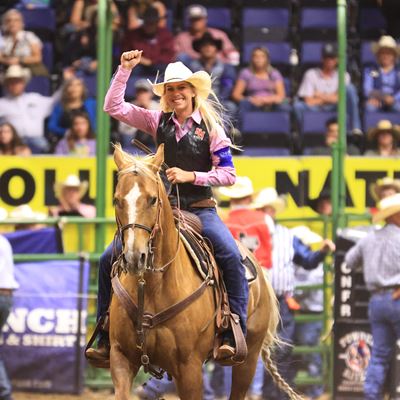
112, 169, 214, 378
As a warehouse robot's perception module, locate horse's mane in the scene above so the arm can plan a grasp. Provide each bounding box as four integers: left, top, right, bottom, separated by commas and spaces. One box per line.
114, 143, 160, 183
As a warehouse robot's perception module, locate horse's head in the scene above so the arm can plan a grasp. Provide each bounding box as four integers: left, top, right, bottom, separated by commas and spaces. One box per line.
113, 144, 164, 274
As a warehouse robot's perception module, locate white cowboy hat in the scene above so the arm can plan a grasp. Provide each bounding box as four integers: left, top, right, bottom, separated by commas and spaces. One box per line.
0, 207, 8, 221
367, 119, 400, 142
54, 175, 89, 200
218, 176, 254, 199
150, 61, 212, 98
251, 187, 287, 213
9, 204, 46, 220
373, 193, 400, 223
4, 65, 31, 82
291, 226, 323, 246
370, 176, 400, 202
371, 35, 400, 57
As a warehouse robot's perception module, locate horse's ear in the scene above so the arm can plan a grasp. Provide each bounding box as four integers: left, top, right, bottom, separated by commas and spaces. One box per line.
113, 144, 128, 170
151, 144, 164, 172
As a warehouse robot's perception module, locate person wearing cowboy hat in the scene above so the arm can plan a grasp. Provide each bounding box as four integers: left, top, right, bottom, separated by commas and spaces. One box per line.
49, 175, 95, 218
345, 192, 400, 400
364, 119, 400, 156
252, 187, 335, 399
364, 35, 400, 113
0, 64, 62, 154
88, 50, 248, 364
370, 176, 400, 202
8, 204, 47, 231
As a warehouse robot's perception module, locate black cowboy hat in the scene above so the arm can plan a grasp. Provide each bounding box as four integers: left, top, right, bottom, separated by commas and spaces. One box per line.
192, 32, 223, 53
308, 188, 331, 213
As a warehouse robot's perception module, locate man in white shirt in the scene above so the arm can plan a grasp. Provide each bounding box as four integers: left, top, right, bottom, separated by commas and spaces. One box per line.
294, 43, 362, 135
0, 230, 19, 400
0, 65, 61, 154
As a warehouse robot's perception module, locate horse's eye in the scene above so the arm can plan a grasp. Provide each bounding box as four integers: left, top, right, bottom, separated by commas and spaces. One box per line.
149, 197, 157, 206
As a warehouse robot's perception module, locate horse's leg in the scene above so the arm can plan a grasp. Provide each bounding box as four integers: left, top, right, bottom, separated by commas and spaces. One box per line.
174, 360, 204, 400
229, 337, 263, 400
110, 345, 138, 400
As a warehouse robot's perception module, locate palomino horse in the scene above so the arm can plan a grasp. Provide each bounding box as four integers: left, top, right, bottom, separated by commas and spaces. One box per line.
109, 144, 301, 400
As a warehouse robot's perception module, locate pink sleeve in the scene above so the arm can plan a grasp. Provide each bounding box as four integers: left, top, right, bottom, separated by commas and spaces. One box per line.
194, 124, 236, 187
103, 66, 162, 137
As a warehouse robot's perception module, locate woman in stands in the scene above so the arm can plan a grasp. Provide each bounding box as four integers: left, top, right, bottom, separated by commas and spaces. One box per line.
47, 77, 96, 139
0, 9, 46, 76
231, 46, 288, 116
365, 119, 400, 157
0, 122, 31, 156
54, 111, 96, 156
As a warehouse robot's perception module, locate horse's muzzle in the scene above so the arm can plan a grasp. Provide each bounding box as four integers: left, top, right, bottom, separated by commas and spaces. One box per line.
123, 249, 148, 274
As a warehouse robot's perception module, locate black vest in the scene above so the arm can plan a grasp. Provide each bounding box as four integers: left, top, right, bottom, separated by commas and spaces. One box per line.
156, 112, 213, 209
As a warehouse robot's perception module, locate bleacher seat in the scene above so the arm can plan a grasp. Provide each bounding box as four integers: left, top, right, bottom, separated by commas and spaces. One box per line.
42, 42, 53, 72
299, 7, 337, 40
81, 74, 97, 98
361, 41, 377, 67
241, 8, 290, 42
358, 7, 387, 39
26, 76, 51, 96
184, 7, 232, 31
243, 147, 291, 156
363, 112, 400, 132
301, 111, 337, 135
300, 41, 326, 65
242, 111, 290, 135
242, 42, 291, 72
20, 7, 56, 40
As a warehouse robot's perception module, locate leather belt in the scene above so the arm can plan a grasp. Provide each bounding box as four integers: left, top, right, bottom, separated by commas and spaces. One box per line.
0, 289, 13, 296
372, 285, 400, 294
189, 198, 217, 208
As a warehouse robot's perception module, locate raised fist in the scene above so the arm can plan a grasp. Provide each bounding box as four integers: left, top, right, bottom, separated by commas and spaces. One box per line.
120, 50, 143, 70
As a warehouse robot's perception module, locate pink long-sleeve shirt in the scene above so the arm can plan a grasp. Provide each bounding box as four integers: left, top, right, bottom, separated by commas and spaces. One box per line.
104, 66, 236, 187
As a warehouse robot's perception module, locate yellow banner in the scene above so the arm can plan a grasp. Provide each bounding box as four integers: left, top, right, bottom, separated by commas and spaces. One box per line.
0, 156, 398, 219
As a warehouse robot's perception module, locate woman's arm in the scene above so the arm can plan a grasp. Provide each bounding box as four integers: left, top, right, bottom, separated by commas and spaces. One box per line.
20, 41, 42, 65
70, 0, 90, 31
231, 79, 247, 102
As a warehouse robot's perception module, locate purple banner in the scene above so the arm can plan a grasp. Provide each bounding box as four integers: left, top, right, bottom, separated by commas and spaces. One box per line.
1, 260, 89, 394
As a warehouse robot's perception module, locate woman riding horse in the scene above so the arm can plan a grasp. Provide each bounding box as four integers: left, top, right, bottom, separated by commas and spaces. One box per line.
86, 49, 248, 363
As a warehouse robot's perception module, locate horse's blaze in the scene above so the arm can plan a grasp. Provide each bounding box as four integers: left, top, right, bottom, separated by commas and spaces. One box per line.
123, 182, 141, 264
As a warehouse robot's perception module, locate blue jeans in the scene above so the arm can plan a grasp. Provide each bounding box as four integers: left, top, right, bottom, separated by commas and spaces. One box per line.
364, 292, 400, 400
262, 296, 296, 400
294, 320, 323, 399
97, 207, 248, 336
22, 136, 49, 154
293, 84, 361, 132
0, 294, 13, 400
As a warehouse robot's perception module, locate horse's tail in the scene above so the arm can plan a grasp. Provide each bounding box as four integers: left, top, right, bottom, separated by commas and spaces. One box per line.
260, 277, 304, 400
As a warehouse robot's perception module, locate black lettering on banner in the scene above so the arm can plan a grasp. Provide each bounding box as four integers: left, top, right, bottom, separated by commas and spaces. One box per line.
45, 170, 57, 206
355, 171, 387, 207
79, 170, 94, 204
275, 170, 309, 206
0, 169, 35, 205
394, 171, 400, 180
319, 171, 354, 207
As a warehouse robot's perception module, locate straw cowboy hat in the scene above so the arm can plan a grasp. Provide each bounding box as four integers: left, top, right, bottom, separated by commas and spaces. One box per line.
373, 192, 400, 223
370, 177, 400, 202
3, 64, 31, 83
291, 226, 323, 246
367, 119, 400, 142
371, 35, 400, 57
54, 175, 89, 199
9, 204, 46, 220
151, 61, 212, 98
0, 207, 8, 221
218, 176, 254, 199
251, 187, 287, 213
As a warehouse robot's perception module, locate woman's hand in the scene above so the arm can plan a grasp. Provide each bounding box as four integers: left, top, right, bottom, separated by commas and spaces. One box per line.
120, 50, 143, 70
166, 167, 195, 184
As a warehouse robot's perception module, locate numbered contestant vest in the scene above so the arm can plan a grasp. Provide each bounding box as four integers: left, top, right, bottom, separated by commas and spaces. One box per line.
156, 112, 213, 209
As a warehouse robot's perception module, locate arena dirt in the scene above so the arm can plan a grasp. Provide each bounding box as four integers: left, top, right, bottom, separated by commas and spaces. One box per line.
14, 391, 180, 399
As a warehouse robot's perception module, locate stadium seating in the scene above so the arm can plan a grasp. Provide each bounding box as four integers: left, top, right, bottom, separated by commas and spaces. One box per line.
363, 112, 400, 132
360, 41, 377, 67
183, 6, 232, 32
243, 147, 291, 156
26, 76, 51, 96
298, 7, 337, 41
358, 7, 387, 39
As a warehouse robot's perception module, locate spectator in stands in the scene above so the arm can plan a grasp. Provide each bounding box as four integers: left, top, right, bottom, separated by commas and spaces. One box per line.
364, 119, 400, 156
174, 4, 239, 66
121, 6, 175, 76
0, 8, 47, 77
49, 174, 95, 218
364, 35, 400, 113
294, 43, 362, 135
345, 193, 400, 400
292, 226, 325, 400
190, 32, 236, 111
232, 46, 289, 124
125, 0, 167, 30
370, 176, 400, 203
308, 118, 360, 156
118, 78, 158, 149
252, 187, 335, 399
0, 65, 61, 154
308, 188, 332, 216
0, 122, 31, 155
0, 231, 19, 400
54, 111, 96, 156
9, 204, 47, 231
47, 77, 96, 139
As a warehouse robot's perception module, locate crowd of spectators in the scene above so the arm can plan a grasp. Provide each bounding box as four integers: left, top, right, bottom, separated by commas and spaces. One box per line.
0, 0, 399, 156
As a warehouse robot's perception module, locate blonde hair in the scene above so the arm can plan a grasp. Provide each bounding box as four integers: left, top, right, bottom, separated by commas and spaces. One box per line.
2, 9, 24, 32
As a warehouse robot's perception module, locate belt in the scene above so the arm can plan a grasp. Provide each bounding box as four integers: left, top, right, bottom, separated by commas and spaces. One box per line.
372, 285, 400, 294
0, 289, 13, 296
189, 198, 217, 208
